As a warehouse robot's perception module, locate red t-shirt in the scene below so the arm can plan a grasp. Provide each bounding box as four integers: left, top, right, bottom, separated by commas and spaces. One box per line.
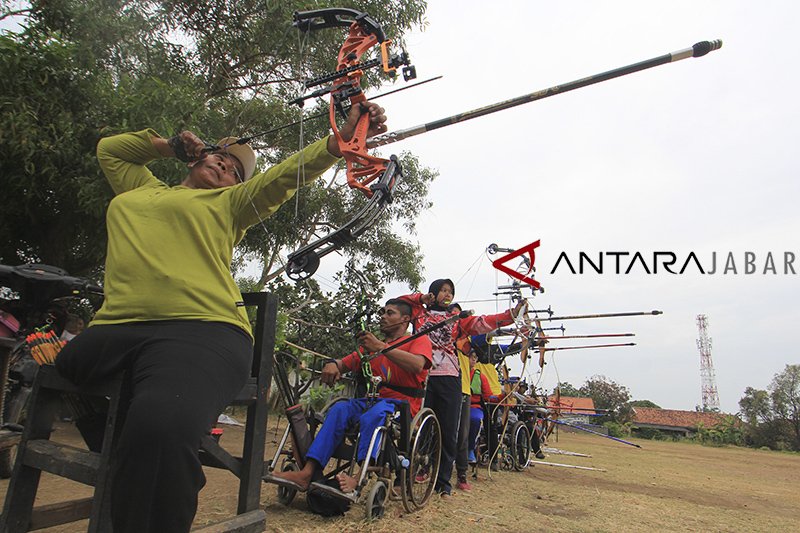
340, 335, 433, 415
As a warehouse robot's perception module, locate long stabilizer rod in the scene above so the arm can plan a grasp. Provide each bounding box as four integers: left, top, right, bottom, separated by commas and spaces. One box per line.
537, 310, 663, 322
367, 40, 721, 148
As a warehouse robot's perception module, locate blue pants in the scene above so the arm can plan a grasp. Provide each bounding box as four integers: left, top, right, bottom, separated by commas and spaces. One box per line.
468, 407, 483, 454
306, 398, 398, 467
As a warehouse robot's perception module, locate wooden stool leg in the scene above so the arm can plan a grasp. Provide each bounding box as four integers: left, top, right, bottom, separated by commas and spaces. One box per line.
88, 377, 125, 533
0, 379, 60, 532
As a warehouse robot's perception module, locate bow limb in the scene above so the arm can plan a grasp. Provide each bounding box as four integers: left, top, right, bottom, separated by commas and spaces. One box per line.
534, 317, 548, 369
546, 385, 561, 439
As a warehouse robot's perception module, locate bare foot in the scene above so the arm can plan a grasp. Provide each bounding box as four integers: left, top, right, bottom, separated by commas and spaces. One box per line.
335, 472, 359, 493
271, 468, 311, 491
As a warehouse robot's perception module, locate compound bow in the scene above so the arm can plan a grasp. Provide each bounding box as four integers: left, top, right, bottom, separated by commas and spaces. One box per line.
284, 8, 416, 281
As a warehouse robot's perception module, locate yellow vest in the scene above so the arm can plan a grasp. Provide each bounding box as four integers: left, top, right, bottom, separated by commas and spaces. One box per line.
457, 349, 502, 395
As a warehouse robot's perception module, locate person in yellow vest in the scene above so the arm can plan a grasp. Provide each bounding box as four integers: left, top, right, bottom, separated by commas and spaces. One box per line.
467, 350, 496, 466
55, 103, 388, 533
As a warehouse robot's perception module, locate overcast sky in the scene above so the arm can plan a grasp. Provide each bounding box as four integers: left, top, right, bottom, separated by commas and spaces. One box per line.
351, 0, 799, 414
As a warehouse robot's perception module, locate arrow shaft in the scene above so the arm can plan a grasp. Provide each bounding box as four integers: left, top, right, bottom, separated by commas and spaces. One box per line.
367, 41, 721, 148
541, 333, 635, 340
536, 311, 662, 321
543, 343, 636, 351
547, 418, 641, 448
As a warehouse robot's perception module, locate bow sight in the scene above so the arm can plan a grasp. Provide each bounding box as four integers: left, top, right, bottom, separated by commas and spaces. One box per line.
291, 8, 416, 112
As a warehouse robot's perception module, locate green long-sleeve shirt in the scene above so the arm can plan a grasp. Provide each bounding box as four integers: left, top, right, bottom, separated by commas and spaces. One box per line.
92, 129, 339, 336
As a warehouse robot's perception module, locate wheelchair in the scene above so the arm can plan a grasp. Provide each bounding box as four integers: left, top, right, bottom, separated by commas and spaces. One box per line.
515, 393, 552, 459
265, 351, 441, 520
475, 397, 532, 472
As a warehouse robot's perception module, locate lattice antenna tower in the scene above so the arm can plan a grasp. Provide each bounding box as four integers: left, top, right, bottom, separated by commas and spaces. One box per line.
696, 314, 720, 411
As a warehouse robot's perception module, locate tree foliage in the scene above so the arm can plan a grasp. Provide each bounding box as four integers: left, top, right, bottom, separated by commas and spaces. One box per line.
579, 375, 633, 423
629, 399, 661, 408
1, 0, 433, 297
555, 381, 584, 397
739, 364, 800, 451
692, 415, 745, 447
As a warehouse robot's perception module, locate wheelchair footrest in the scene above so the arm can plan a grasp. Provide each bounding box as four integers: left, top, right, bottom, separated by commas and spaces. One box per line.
309, 481, 359, 503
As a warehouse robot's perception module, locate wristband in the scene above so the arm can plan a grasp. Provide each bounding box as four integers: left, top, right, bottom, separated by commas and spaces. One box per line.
322, 358, 338, 369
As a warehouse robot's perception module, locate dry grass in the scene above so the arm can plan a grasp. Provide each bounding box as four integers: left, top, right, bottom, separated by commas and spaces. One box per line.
2, 421, 799, 532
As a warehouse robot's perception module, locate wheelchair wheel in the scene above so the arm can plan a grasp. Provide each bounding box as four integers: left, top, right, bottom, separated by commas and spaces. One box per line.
365, 480, 388, 520
276, 459, 299, 505
402, 408, 440, 512
511, 421, 531, 471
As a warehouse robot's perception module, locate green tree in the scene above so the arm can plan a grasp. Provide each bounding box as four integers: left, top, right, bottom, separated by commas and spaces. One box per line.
554, 381, 584, 397
738, 365, 800, 451
739, 387, 773, 426
580, 375, 632, 423
770, 364, 800, 450
630, 399, 661, 408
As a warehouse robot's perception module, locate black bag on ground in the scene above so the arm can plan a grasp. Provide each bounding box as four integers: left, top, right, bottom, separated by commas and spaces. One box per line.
306, 478, 351, 517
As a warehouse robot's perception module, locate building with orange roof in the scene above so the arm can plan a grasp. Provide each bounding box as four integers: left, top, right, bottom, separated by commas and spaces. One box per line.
631, 407, 733, 437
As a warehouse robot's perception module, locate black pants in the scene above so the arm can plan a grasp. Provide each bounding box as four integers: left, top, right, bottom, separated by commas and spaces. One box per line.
484, 403, 498, 466
455, 393, 470, 478
56, 321, 252, 533
424, 375, 462, 494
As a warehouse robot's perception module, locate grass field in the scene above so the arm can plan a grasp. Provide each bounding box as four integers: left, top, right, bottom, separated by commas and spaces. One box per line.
2, 422, 799, 532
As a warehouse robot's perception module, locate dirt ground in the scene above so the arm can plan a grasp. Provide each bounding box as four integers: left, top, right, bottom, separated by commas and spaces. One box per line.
2, 419, 799, 532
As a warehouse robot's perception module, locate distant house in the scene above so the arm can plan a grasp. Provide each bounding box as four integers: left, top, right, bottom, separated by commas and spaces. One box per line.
548, 396, 597, 426
631, 407, 730, 437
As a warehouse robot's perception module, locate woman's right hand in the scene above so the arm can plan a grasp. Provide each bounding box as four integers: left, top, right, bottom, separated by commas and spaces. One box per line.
420, 293, 435, 306
177, 131, 206, 160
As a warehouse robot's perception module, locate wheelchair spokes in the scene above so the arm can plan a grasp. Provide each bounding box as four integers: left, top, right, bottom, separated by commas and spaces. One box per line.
276, 458, 300, 505
404, 408, 441, 511
511, 421, 531, 471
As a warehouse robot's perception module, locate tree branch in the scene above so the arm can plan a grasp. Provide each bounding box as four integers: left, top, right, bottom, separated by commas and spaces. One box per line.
0, 8, 32, 22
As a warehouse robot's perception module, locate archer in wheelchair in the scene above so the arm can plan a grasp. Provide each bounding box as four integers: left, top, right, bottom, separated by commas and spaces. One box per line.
264, 298, 443, 518
465, 334, 548, 472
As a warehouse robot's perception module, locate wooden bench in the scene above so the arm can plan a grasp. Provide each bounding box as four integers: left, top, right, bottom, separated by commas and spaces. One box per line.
0, 292, 276, 532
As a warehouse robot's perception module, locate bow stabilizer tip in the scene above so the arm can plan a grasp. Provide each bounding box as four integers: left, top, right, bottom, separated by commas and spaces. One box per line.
692, 39, 723, 58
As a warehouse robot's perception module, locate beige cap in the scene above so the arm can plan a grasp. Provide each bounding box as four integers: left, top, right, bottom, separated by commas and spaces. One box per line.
215, 137, 256, 181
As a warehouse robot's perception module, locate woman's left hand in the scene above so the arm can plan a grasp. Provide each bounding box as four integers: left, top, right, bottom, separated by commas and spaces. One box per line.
327, 101, 387, 157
